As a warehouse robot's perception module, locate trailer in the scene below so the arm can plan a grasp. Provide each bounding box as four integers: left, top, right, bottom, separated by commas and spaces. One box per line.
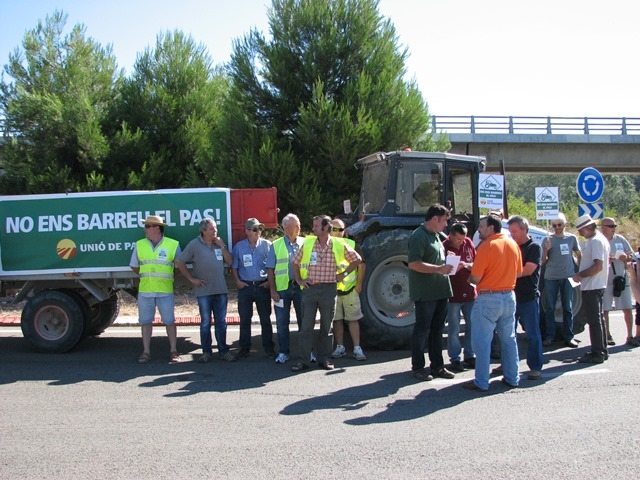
0, 187, 278, 352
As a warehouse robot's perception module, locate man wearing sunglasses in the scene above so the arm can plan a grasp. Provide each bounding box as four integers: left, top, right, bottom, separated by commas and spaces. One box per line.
600, 217, 639, 347
130, 215, 182, 364
329, 217, 367, 362
541, 213, 581, 348
231, 218, 276, 359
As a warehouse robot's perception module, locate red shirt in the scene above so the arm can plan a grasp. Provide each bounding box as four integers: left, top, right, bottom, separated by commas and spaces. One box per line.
443, 236, 477, 303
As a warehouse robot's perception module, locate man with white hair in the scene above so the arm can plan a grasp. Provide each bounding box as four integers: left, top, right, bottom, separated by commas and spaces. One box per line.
572, 214, 610, 363
541, 212, 581, 348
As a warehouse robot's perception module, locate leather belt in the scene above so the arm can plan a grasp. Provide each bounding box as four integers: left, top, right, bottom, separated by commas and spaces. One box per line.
478, 289, 512, 295
242, 280, 266, 286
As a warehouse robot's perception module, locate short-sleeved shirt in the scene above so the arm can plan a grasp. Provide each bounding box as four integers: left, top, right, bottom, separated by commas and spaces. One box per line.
266, 236, 304, 282
178, 236, 228, 297
443, 235, 476, 303
129, 236, 182, 298
544, 233, 580, 280
579, 231, 609, 291
408, 225, 452, 302
471, 233, 522, 291
231, 237, 272, 282
607, 233, 632, 281
292, 237, 360, 284
514, 238, 541, 303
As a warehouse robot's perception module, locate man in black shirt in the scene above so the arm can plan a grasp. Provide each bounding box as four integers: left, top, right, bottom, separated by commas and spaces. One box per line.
508, 216, 544, 380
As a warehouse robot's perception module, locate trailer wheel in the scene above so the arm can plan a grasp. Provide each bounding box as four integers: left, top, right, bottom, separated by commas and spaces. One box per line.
86, 294, 120, 336
359, 229, 414, 350
21, 290, 87, 353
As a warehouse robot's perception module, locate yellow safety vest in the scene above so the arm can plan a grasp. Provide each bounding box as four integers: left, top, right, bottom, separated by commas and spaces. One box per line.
334, 237, 358, 292
136, 237, 179, 294
272, 236, 303, 291
298, 236, 346, 284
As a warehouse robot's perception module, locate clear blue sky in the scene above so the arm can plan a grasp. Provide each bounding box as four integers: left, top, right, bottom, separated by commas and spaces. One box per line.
1, 0, 638, 118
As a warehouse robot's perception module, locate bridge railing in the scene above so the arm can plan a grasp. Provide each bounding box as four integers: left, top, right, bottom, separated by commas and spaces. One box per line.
431, 115, 640, 135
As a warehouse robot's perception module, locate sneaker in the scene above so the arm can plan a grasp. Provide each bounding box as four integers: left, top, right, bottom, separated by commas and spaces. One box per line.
219, 351, 238, 362
432, 367, 455, 379
275, 353, 289, 364
449, 360, 465, 373
331, 345, 346, 358
310, 352, 317, 362
353, 346, 366, 361
607, 335, 616, 346
527, 370, 542, 380
412, 368, 433, 382
198, 353, 212, 364
236, 348, 250, 359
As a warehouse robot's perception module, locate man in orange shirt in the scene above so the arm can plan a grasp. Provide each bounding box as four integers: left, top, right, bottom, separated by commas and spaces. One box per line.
462, 214, 523, 392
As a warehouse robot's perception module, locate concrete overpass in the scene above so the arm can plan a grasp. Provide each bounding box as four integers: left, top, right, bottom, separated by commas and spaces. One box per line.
432, 116, 640, 173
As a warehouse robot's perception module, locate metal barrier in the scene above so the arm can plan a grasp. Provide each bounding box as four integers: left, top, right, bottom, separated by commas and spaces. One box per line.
431, 115, 640, 135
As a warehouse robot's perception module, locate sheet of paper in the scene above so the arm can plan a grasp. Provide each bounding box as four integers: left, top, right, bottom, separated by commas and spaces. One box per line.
614, 250, 625, 260
274, 299, 284, 308
446, 255, 461, 275
568, 277, 581, 288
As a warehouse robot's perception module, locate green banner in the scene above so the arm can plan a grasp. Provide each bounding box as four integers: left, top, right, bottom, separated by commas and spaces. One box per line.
0, 188, 231, 275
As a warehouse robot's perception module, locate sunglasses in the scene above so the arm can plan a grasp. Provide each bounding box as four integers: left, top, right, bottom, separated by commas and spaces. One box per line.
144, 224, 156, 229
331, 227, 345, 232
602, 224, 617, 228
249, 227, 262, 232
551, 223, 563, 228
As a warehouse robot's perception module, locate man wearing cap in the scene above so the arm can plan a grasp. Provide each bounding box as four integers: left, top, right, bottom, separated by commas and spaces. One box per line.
176, 218, 237, 363
130, 215, 182, 364
599, 217, 639, 347
572, 214, 610, 363
231, 218, 275, 359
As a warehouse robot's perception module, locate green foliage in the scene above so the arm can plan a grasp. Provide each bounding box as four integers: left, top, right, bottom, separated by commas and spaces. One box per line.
105, 31, 228, 189
0, 10, 120, 194
213, 0, 436, 225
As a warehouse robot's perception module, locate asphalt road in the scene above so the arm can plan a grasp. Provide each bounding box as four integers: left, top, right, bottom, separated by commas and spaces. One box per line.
1, 312, 638, 479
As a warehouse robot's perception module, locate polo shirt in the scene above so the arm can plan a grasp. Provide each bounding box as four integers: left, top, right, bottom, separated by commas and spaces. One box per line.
408, 225, 452, 302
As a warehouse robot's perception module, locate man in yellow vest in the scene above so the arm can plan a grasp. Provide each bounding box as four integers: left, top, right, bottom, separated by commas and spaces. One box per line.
267, 213, 305, 364
130, 215, 182, 364
329, 218, 366, 361
291, 215, 361, 372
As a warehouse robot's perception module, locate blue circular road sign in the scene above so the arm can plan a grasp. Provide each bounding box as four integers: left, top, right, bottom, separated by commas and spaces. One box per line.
576, 167, 604, 203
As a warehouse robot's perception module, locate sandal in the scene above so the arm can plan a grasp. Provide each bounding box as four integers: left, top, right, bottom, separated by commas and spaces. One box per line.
169, 351, 181, 363
291, 362, 309, 373
138, 352, 151, 364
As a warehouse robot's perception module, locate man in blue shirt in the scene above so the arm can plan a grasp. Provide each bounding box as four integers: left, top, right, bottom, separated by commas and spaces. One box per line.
231, 218, 275, 359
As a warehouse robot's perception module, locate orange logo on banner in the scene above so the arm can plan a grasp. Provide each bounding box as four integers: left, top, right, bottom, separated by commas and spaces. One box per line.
56, 239, 77, 260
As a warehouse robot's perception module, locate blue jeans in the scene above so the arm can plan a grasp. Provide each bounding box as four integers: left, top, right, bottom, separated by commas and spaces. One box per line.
544, 278, 574, 341
237, 284, 274, 352
471, 292, 520, 389
274, 282, 302, 355
515, 298, 544, 371
197, 294, 229, 355
411, 299, 447, 372
447, 301, 475, 362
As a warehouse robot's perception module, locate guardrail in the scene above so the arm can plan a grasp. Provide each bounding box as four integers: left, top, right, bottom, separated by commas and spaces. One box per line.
431, 115, 640, 135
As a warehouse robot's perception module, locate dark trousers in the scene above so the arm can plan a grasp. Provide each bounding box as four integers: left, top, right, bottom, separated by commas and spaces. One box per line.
411, 298, 447, 372
237, 284, 274, 351
582, 289, 607, 356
